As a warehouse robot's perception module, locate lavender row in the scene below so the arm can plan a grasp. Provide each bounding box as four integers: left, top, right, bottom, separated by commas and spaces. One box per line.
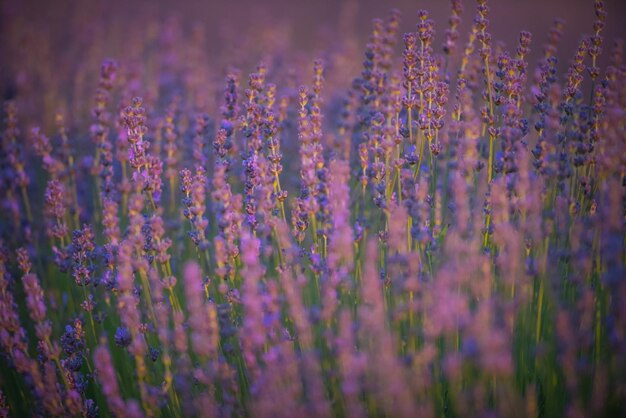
0, 1, 625, 417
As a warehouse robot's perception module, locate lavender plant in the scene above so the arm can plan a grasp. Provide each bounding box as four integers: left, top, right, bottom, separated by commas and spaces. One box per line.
0, 0, 624, 417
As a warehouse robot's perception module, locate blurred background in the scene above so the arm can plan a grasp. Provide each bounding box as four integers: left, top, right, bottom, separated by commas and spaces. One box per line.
1, 0, 624, 127
3, 0, 624, 57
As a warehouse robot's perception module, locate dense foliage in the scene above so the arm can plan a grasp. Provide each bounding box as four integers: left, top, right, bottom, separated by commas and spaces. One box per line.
0, 1, 625, 417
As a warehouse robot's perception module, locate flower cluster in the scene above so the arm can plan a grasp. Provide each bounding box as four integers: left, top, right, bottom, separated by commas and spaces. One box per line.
0, 1, 624, 417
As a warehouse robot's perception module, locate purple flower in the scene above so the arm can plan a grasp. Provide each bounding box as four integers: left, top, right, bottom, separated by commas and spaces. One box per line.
114, 327, 132, 347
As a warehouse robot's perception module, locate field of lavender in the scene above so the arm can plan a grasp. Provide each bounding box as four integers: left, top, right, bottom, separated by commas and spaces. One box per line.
0, 0, 625, 416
